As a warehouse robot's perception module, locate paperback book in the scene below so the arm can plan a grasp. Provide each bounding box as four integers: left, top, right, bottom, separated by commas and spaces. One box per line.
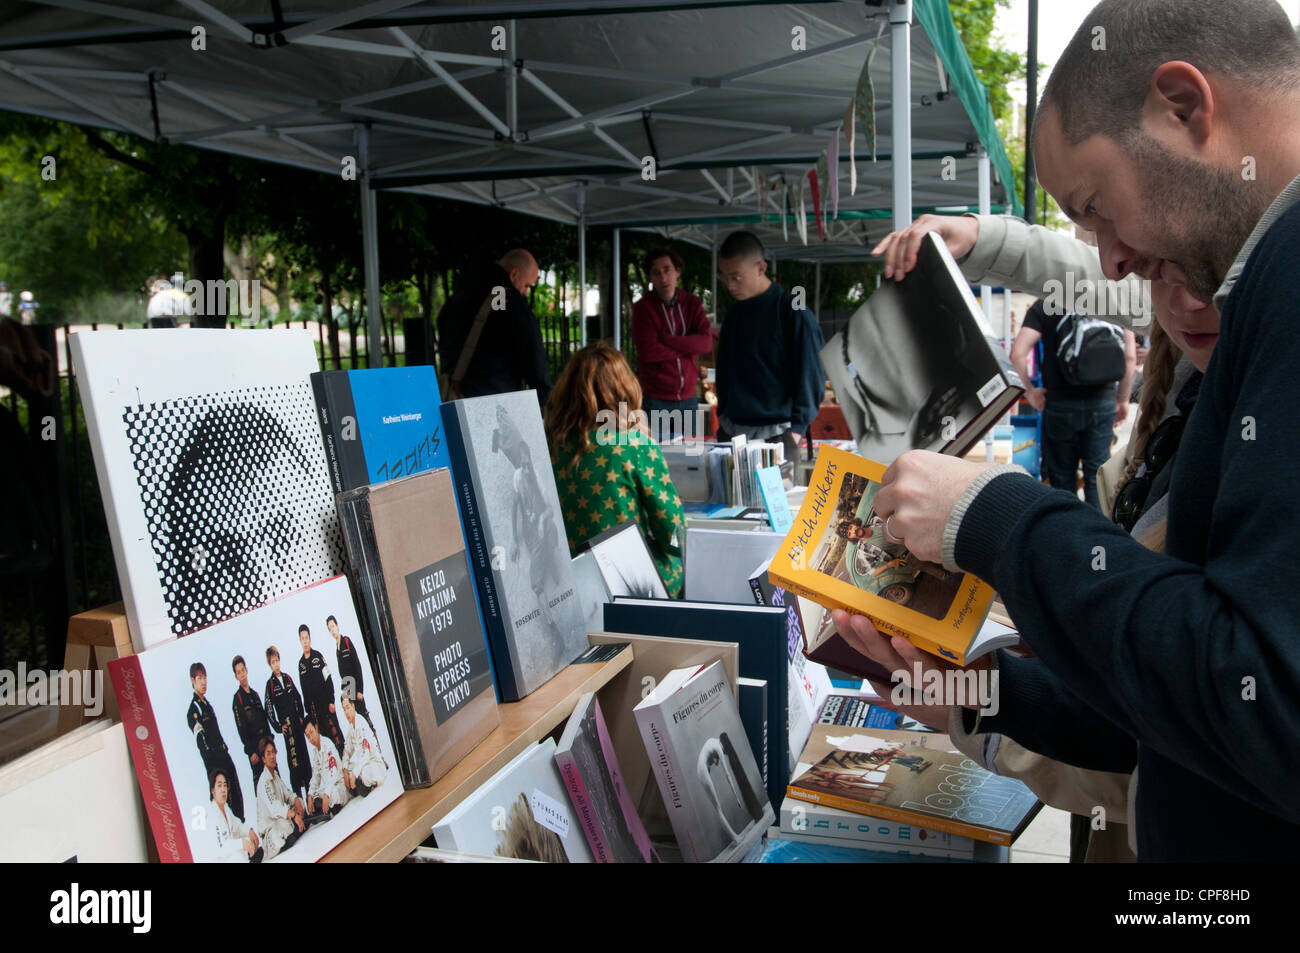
442, 391, 587, 701
554, 691, 659, 862
769, 446, 1016, 666
69, 329, 346, 650
777, 795, 973, 858
433, 738, 593, 862
336, 468, 498, 789
787, 725, 1040, 846
634, 659, 774, 862
580, 520, 668, 599
109, 575, 402, 862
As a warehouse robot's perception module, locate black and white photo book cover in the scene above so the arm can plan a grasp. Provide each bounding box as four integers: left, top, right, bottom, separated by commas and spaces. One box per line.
70, 329, 346, 650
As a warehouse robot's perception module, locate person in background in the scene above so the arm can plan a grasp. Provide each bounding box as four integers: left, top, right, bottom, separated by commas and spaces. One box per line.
17, 290, 37, 325
437, 248, 551, 405
0, 282, 11, 318
545, 341, 685, 597
714, 231, 824, 463
1011, 298, 1137, 507
631, 246, 713, 442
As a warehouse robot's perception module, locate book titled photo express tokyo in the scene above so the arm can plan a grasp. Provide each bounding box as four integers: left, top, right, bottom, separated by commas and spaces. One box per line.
336, 468, 498, 789
768, 446, 1014, 667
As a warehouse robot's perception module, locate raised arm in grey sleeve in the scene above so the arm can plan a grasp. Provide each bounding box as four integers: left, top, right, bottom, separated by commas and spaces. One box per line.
958, 214, 1150, 332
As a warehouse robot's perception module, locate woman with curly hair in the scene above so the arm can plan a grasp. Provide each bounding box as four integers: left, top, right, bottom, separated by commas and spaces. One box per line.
544, 341, 685, 597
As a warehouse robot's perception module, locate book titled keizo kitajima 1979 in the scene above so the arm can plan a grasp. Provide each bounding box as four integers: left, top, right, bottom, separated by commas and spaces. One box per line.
336, 468, 498, 789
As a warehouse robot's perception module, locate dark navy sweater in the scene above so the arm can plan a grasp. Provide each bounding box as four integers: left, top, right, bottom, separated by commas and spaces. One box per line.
955, 202, 1300, 861
716, 282, 826, 434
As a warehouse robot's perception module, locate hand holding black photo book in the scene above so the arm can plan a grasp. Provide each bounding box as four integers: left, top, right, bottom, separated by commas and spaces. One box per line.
821, 231, 1024, 464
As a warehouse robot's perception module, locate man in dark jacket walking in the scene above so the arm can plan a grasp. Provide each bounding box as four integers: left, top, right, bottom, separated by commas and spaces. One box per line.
631, 246, 713, 442
438, 248, 552, 406
715, 230, 825, 462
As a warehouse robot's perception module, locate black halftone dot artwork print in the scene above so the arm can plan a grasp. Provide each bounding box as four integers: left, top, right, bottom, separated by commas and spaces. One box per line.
122, 383, 345, 635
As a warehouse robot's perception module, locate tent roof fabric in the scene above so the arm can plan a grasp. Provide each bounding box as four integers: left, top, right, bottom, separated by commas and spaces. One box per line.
0, 1, 1021, 257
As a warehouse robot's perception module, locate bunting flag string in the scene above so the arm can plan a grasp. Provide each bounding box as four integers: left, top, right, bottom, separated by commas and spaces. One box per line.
809, 166, 825, 242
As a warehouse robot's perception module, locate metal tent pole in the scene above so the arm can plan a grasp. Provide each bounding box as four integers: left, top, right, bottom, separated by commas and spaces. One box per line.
814, 261, 822, 315
613, 226, 622, 349
578, 183, 588, 347
1026, 0, 1039, 225
710, 224, 718, 323
978, 145, 992, 322
357, 124, 383, 367
890, 0, 914, 233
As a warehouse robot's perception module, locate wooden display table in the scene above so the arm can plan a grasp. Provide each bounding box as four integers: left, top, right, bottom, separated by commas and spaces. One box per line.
321, 644, 634, 863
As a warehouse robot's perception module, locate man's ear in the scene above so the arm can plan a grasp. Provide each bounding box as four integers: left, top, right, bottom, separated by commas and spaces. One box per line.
755, 259, 768, 278
1144, 61, 1215, 149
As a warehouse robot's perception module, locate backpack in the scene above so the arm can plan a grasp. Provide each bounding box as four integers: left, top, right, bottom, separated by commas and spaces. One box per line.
1054, 313, 1126, 386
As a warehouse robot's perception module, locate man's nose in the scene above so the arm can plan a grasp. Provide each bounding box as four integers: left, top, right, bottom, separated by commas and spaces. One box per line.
1098, 228, 1147, 282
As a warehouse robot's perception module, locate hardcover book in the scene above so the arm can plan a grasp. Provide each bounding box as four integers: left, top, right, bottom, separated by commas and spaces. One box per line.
821, 231, 1024, 463
570, 551, 611, 637
310, 366, 449, 493
433, 738, 594, 862
736, 678, 768, 795
554, 691, 659, 863
336, 468, 499, 789
108, 575, 402, 862
768, 447, 1016, 666
604, 598, 789, 812
442, 391, 587, 701
684, 526, 784, 603
634, 659, 774, 863
0, 721, 148, 862
745, 563, 833, 775
787, 725, 1040, 846
580, 520, 668, 600
70, 329, 347, 650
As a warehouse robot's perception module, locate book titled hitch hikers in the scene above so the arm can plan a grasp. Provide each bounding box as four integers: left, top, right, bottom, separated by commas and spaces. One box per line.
311, 366, 449, 494
336, 468, 498, 790
768, 446, 1016, 666
442, 391, 588, 701
787, 726, 1040, 846
108, 575, 403, 863
634, 659, 775, 863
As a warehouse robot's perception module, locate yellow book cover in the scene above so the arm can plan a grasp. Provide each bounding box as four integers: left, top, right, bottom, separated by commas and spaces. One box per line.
768, 446, 998, 666
787, 726, 1041, 846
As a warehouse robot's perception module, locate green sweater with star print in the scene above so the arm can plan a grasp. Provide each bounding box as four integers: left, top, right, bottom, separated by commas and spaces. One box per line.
550, 426, 685, 597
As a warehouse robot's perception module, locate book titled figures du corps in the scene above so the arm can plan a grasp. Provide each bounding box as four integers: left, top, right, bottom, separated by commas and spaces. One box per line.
634, 659, 774, 863
442, 391, 587, 701
768, 446, 1016, 667
336, 468, 498, 789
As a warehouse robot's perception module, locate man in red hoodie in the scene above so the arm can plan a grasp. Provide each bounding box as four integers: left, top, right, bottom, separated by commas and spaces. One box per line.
632, 247, 713, 442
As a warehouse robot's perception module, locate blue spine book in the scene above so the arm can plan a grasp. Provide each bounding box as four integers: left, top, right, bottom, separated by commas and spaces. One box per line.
310, 366, 449, 493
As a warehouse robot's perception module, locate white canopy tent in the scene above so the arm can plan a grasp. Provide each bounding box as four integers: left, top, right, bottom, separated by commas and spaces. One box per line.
0, 0, 1020, 361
